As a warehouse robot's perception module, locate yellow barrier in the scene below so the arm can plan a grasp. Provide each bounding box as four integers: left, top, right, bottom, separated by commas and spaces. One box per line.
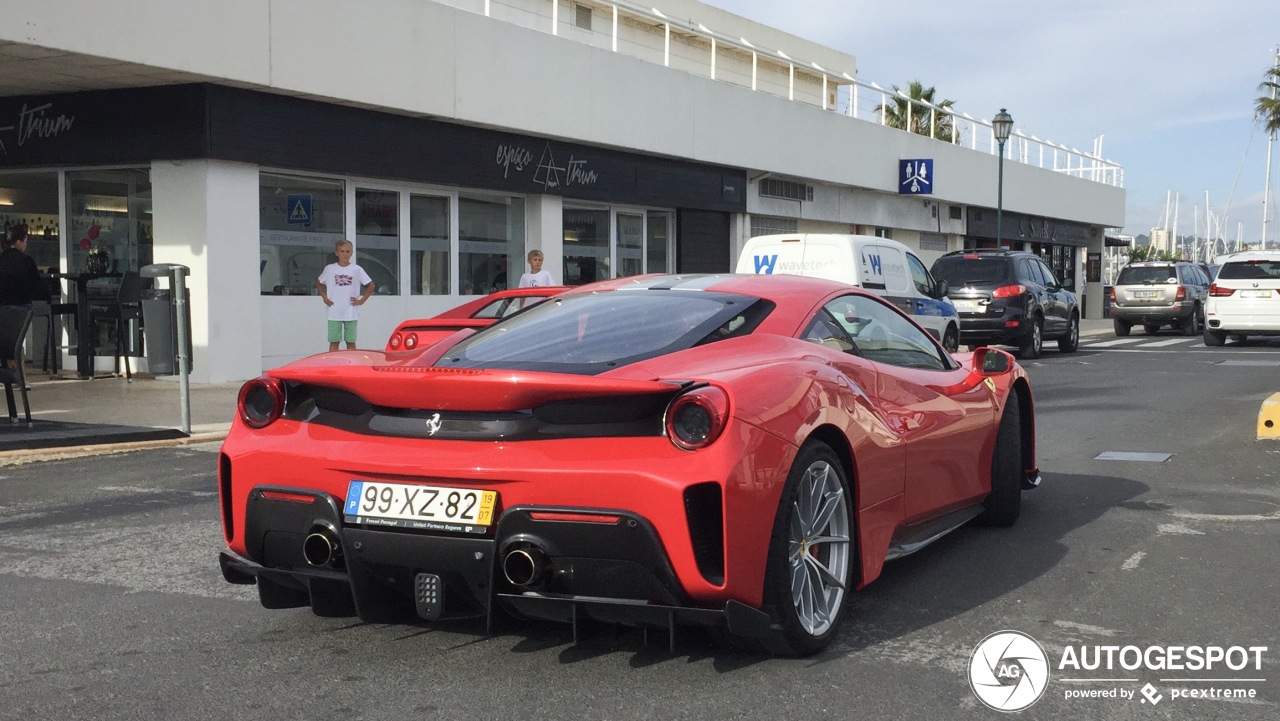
1260, 392, 1280, 440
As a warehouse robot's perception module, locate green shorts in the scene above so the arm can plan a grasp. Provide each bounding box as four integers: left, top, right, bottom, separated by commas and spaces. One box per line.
328, 320, 357, 343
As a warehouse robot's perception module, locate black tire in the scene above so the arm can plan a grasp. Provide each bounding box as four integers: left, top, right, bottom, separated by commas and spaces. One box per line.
1143, 323, 1160, 335
1016, 317, 1042, 360
978, 397, 1022, 527
1181, 309, 1199, 336
1203, 328, 1226, 346
942, 324, 960, 353
1113, 319, 1131, 337
755, 442, 854, 656
1057, 314, 1079, 353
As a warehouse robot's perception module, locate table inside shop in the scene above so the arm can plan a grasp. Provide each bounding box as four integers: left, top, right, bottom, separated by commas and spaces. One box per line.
53, 272, 122, 380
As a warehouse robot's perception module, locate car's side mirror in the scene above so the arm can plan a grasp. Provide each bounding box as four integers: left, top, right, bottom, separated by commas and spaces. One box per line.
974, 347, 1013, 375
1061, 277, 1074, 292
931, 279, 949, 299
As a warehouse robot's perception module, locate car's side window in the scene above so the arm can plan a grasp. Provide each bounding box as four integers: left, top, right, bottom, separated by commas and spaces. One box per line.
802, 310, 858, 354
906, 253, 934, 296
821, 294, 950, 370
1038, 261, 1059, 288
1018, 259, 1042, 287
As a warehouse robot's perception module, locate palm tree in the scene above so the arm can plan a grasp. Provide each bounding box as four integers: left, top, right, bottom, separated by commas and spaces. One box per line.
874, 80, 958, 142
1256, 60, 1280, 136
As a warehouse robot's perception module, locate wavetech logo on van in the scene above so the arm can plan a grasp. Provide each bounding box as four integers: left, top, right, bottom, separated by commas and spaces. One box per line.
752, 254, 838, 275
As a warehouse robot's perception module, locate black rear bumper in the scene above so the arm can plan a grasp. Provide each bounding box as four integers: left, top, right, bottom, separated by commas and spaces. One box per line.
220, 485, 771, 640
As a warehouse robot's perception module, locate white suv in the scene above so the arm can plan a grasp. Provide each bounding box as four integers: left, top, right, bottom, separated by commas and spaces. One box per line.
1203, 251, 1280, 346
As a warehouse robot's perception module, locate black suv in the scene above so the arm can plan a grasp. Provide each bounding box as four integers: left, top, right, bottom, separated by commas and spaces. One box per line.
930, 249, 1080, 359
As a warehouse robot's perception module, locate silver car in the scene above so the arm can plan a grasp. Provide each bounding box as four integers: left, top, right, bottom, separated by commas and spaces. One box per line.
1110, 261, 1210, 336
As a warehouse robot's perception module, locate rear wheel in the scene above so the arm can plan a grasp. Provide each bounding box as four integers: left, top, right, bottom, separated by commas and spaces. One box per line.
942, 324, 960, 353
1058, 314, 1079, 353
757, 442, 854, 656
1181, 308, 1200, 336
1017, 317, 1042, 360
1113, 319, 1131, 337
1203, 328, 1226, 346
978, 397, 1022, 527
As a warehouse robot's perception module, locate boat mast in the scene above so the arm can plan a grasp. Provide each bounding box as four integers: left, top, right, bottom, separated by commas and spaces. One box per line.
1265, 48, 1278, 248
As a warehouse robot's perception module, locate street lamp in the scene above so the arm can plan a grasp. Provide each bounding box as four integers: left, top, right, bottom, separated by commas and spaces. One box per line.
993, 108, 1013, 248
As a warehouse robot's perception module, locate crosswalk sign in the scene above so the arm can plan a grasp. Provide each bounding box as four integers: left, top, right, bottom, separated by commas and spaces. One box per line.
286, 194, 313, 225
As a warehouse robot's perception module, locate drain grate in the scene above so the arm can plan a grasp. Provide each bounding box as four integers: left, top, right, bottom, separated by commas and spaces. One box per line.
1094, 451, 1172, 462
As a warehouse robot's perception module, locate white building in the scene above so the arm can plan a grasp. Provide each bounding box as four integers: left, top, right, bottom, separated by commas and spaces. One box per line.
0, 0, 1124, 383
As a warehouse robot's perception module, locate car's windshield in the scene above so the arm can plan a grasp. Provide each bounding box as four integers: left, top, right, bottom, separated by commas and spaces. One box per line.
931, 256, 1009, 285
438, 291, 772, 374
1217, 260, 1280, 281
1116, 266, 1177, 284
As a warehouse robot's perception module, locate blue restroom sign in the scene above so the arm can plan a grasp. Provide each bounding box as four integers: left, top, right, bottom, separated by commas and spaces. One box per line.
899, 159, 933, 195
286, 193, 313, 225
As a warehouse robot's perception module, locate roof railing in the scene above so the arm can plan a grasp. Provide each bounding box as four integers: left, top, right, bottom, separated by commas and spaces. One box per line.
467, 0, 1123, 188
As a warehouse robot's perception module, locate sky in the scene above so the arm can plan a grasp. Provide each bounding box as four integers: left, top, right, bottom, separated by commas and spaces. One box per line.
703, 0, 1280, 249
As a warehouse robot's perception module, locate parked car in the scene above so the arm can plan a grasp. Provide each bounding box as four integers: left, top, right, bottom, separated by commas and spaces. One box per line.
1203, 251, 1280, 346
735, 234, 960, 352
385, 286, 569, 352
930, 249, 1079, 359
1109, 260, 1209, 336
219, 274, 1041, 656
1197, 262, 1222, 282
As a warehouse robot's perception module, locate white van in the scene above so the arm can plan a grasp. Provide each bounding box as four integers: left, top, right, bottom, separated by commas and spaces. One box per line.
735, 234, 960, 351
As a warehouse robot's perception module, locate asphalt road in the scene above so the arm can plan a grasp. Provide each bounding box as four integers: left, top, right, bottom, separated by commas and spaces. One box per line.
1, 335, 1277, 721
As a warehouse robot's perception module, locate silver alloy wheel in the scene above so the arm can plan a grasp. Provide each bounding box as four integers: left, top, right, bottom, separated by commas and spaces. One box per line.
787, 460, 851, 636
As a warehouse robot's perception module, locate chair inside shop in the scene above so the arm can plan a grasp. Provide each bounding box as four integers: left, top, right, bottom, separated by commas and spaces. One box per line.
0, 306, 35, 426
109, 271, 149, 381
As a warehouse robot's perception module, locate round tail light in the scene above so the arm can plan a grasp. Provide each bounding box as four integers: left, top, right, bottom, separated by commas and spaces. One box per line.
388, 332, 403, 350
238, 377, 285, 429
404, 332, 419, 350
665, 386, 729, 451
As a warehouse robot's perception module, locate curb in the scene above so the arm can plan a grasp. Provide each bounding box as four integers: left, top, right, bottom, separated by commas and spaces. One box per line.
0, 431, 229, 466
1259, 392, 1280, 440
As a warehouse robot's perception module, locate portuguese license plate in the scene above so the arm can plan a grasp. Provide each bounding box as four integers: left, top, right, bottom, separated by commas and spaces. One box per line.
952, 299, 982, 312
343, 481, 497, 534
1241, 289, 1273, 298
1133, 290, 1159, 299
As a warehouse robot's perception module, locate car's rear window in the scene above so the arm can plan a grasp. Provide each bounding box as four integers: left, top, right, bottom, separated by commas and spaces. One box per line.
438, 291, 773, 374
1217, 261, 1280, 280
931, 256, 1009, 285
1116, 266, 1177, 284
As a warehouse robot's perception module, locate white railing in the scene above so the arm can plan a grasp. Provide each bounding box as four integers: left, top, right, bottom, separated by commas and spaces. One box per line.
459, 0, 1124, 188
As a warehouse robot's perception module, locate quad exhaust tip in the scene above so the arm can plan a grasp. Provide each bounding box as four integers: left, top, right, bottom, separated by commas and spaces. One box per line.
303, 528, 343, 568
502, 546, 549, 587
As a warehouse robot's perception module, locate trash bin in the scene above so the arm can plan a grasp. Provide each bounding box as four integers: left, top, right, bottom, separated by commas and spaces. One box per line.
140, 264, 193, 376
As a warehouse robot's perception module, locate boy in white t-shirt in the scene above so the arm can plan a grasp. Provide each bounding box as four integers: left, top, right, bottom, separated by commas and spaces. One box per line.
315, 239, 375, 351
518, 249, 555, 287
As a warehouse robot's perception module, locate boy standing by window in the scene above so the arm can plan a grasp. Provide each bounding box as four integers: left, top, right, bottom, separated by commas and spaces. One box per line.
316, 239, 374, 351
518, 249, 555, 287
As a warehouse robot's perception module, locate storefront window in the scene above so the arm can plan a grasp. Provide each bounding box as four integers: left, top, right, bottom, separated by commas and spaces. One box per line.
563, 207, 610, 285
355, 188, 399, 295
647, 210, 672, 274
617, 212, 643, 278
259, 173, 345, 295
459, 194, 523, 295
65, 168, 152, 275
410, 194, 450, 295
0, 171, 60, 272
